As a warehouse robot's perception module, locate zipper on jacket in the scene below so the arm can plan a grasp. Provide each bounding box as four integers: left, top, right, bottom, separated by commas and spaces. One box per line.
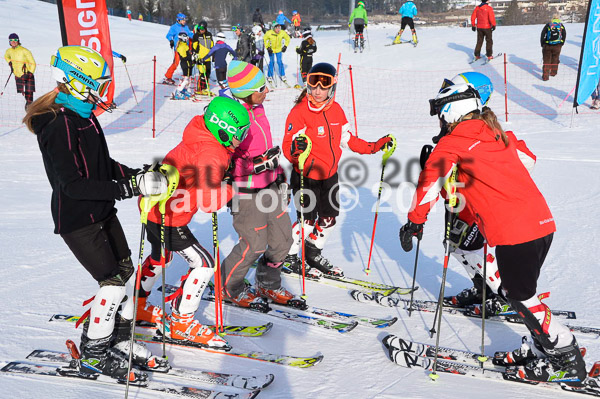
323, 111, 336, 177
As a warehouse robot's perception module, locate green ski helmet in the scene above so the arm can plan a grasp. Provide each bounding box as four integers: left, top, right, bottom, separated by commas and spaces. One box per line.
204, 97, 251, 147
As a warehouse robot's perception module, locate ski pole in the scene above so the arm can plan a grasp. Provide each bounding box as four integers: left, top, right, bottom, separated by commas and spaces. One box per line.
0, 70, 13, 96
122, 60, 139, 105
366, 135, 397, 275
157, 165, 179, 359
125, 195, 154, 398
407, 238, 421, 317
298, 133, 313, 300
296, 53, 300, 87
479, 243, 489, 366
212, 212, 224, 334
430, 166, 458, 381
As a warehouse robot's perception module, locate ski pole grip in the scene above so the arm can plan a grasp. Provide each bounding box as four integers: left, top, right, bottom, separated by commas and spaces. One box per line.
298, 133, 312, 171
382, 134, 397, 165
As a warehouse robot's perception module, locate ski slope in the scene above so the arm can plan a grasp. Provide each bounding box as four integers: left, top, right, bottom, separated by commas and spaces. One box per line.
1, 1, 599, 398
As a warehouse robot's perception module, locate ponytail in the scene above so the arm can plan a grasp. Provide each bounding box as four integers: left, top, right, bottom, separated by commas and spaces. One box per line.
22, 84, 70, 134
447, 107, 508, 146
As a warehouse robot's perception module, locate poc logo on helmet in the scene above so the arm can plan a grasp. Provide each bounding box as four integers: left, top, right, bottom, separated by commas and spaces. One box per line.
209, 114, 238, 136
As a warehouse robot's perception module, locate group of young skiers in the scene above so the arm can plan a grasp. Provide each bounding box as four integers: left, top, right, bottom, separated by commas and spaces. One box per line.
12, 2, 594, 391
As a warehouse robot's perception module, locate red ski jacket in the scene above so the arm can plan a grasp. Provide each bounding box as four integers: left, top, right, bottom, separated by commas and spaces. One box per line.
408, 119, 554, 246
471, 3, 496, 29
147, 116, 233, 227
283, 97, 379, 180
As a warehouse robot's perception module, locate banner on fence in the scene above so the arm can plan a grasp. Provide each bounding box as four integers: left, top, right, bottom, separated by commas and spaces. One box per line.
574, 0, 600, 107
56, 0, 115, 115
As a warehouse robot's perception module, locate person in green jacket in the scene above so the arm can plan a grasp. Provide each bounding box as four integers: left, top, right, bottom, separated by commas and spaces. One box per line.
349, 1, 368, 52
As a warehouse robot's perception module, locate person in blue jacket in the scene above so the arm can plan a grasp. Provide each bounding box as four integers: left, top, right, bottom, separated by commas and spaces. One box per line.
275, 10, 292, 30
200, 32, 237, 89
164, 13, 193, 84
393, 1, 418, 45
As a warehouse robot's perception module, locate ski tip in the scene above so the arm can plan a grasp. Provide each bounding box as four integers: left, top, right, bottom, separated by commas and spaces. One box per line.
248, 390, 261, 399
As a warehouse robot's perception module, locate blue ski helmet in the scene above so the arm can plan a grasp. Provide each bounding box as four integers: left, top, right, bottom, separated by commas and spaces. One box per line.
451, 72, 494, 106
176, 13, 187, 21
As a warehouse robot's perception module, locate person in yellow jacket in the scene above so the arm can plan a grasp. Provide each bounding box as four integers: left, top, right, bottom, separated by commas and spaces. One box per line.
192, 21, 214, 95
172, 32, 194, 100
4, 33, 36, 109
264, 22, 290, 85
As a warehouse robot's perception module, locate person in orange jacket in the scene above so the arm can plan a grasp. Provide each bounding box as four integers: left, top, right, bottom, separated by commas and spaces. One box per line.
470, 0, 496, 62
291, 11, 302, 38
135, 97, 251, 349
282, 63, 392, 277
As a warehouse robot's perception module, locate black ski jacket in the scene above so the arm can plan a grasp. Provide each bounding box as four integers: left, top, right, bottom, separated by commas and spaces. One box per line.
253, 11, 264, 26
32, 108, 137, 234
296, 38, 317, 57
236, 33, 254, 63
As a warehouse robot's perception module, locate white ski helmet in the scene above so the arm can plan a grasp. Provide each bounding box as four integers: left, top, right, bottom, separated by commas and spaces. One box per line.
429, 83, 481, 124
216, 32, 226, 40
252, 25, 262, 35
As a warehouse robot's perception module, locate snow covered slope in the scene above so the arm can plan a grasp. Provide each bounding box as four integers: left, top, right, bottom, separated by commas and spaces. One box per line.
0, 1, 598, 398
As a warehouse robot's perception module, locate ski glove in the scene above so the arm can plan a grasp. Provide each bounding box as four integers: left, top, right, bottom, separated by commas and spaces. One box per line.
253, 146, 281, 174
120, 55, 127, 63
282, 45, 287, 53
370, 135, 393, 154
267, 48, 273, 55
399, 221, 424, 252
491, 26, 496, 31
8, 62, 12, 72
291, 136, 308, 160
170, 40, 175, 49
472, 26, 476, 32
275, 173, 291, 205
117, 171, 168, 200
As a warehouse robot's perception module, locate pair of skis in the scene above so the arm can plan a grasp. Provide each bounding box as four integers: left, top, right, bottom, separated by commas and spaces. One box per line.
469, 52, 503, 65
1, 347, 274, 398
384, 334, 600, 396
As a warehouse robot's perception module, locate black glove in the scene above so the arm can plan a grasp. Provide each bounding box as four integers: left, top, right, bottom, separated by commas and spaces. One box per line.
291, 136, 308, 160
472, 26, 476, 32
117, 171, 168, 200
170, 40, 175, 49
267, 47, 273, 55
117, 176, 140, 200
296, 46, 301, 54
275, 172, 291, 205
419, 145, 433, 170
282, 45, 287, 53
120, 55, 127, 63
8, 61, 13, 72
223, 161, 235, 184
491, 26, 496, 31
253, 146, 281, 174
399, 221, 424, 252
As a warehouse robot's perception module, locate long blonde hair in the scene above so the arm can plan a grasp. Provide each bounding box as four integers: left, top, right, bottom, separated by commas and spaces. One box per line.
22, 84, 70, 134
448, 107, 509, 146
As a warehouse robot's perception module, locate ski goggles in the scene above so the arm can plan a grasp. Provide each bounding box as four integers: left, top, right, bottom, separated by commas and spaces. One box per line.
51, 55, 112, 97
429, 86, 480, 116
231, 26, 240, 32
249, 84, 267, 93
235, 123, 251, 142
307, 72, 336, 89
9, 39, 19, 42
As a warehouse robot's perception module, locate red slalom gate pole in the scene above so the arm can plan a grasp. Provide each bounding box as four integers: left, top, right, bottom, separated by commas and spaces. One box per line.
153, 56, 156, 139
349, 65, 358, 137
504, 53, 508, 123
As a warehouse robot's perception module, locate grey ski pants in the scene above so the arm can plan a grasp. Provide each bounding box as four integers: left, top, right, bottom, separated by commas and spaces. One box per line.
222, 184, 293, 298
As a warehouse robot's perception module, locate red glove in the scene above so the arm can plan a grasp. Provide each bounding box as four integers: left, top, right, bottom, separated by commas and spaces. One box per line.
291, 136, 308, 160
370, 135, 392, 154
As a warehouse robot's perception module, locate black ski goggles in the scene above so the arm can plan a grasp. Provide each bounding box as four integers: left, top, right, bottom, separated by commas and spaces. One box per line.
429, 85, 480, 116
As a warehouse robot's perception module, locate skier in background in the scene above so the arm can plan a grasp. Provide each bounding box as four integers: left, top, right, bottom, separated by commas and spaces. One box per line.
282, 63, 392, 277
127, 8, 132, 21
23, 45, 169, 382
291, 10, 302, 38
471, 0, 496, 62
4, 33, 36, 109
136, 97, 250, 348
400, 81, 587, 387
253, 8, 265, 32
251, 25, 265, 71
393, 0, 418, 45
234, 25, 254, 63
164, 13, 193, 85
540, 15, 566, 81
591, 78, 600, 110
264, 23, 290, 85
296, 28, 317, 84
192, 20, 214, 96
172, 32, 194, 100
275, 10, 292, 30
349, 1, 368, 52
199, 32, 237, 89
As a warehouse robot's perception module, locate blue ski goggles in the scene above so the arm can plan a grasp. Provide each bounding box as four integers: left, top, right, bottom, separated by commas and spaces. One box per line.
51, 55, 112, 97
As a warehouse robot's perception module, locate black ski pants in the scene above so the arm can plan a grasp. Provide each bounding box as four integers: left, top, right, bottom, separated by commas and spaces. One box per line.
474, 28, 493, 58
61, 214, 131, 283
290, 171, 340, 221
300, 55, 313, 83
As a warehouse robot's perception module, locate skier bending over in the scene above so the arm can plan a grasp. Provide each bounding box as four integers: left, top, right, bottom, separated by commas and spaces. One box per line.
24, 46, 169, 382
221, 60, 303, 310
400, 82, 587, 386
136, 97, 250, 349
282, 63, 393, 277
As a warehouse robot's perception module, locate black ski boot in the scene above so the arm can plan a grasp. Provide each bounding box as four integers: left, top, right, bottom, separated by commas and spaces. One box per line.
77, 327, 148, 383
511, 337, 587, 387
305, 242, 344, 277
282, 253, 323, 279
493, 335, 546, 366
111, 314, 170, 372
465, 294, 509, 318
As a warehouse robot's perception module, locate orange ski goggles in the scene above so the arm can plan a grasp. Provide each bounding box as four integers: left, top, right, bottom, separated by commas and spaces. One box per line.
307, 72, 336, 89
